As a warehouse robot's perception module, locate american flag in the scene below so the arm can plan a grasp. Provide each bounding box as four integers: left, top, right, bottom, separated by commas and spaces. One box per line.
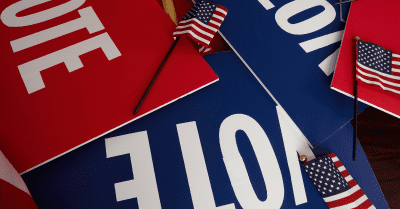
172, 0, 227, 55
302, 153, 375, 209
356, 40, 400, 95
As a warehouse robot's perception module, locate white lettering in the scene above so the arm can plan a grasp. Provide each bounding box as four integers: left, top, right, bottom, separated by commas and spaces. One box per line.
11, 6, 104, 52
299, 30, 343, 53
275, 0, 336, 35
318, 48, 340, 76
1, 0, 86, 27
258, 0, 275, 10
219, 114, 284, 209
18, 32, 121, 94
276, 106, 316, 205
299, 30, 343, 76
177, 122, 235, 209
105, 131, 161, 208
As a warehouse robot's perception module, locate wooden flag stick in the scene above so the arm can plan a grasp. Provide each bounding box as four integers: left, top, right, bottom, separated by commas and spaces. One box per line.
134, 37, 180, 115
353, 36, 360, 161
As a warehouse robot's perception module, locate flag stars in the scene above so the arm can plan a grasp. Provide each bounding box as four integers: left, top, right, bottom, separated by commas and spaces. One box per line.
304, 156, 353, 198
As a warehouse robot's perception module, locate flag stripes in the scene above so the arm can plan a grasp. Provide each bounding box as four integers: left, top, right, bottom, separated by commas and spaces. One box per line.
199, 45, 213, 55
172, 0, 227, 54
356, 40, 400, 95
357, 64, 400, 94
324, 153, 375, 209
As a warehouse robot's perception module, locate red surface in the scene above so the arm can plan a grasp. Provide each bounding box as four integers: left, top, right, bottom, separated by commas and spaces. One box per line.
0, 180, 38, 209
0, 0, 218, 173
331, 0, 400, 118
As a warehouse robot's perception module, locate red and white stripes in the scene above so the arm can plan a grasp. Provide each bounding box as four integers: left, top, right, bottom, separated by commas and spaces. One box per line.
324, 153, 375, 209
172, 5, 227, 47
356, 52, 400, 95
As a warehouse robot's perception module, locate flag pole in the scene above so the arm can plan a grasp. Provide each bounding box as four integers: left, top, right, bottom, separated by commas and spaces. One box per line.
353, 36, 360, 161
218, 31, 316, 150
134, 37, 181, 115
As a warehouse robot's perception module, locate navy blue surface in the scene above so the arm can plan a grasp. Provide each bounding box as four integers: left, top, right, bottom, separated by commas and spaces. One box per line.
206, 0, 368, 145
22, 51, 387, 208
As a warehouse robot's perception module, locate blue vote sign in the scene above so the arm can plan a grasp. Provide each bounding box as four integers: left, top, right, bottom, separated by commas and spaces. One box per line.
209, 0, 368, 144
22, 51, 387, 208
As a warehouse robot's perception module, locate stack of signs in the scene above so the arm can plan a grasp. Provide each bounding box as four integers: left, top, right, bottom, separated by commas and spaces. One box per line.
209, 0, 368, 144
23, 51, 388, 208
9, 0, 388, 208
0, 0, 218, 173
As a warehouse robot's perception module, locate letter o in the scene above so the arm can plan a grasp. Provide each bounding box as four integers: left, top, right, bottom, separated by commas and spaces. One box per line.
219, 114, 284, 209
275, 0, 336, 35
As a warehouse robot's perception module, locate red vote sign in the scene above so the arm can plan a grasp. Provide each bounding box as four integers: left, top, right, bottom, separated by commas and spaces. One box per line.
332, 0, 400, 119
0, 0, 218, 173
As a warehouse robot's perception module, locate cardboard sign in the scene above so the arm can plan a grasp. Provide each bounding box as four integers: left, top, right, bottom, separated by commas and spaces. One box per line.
0, 0, 218, 173
208, 0, 368, 145
332, 0, 400, 119
23, 51, 388, 208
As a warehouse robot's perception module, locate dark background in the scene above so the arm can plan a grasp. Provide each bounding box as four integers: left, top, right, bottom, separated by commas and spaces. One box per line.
352, 107, 400, 209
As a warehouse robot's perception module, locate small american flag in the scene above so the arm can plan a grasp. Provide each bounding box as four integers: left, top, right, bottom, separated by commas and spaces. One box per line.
302, 153, 375, 209
172, 0, 227, 55
356, 40, 400, 95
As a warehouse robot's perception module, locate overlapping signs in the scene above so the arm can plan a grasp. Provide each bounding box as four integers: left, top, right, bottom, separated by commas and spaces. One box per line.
23, 51, 388, 208
210, 0, 368, 144
16, 0, 386, 208
0, 0, 219, 173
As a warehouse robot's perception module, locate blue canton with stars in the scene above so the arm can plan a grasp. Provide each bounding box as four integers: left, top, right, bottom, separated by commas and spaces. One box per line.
358, 40, 393, 75
302, 156, 351, 198
182, 0, 217, 25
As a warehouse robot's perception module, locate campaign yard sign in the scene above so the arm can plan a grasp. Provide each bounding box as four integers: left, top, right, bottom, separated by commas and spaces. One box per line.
0, 0, 219, 173
332, 0, 400, 119
207, 0, 368, 145
22, 51, 388, 208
